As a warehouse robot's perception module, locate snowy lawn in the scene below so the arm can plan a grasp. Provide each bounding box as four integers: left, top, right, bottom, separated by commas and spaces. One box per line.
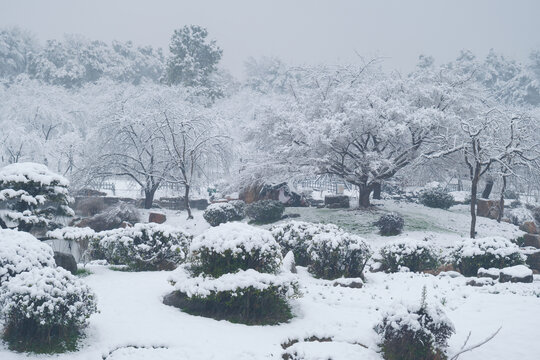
1, 200, 537, 360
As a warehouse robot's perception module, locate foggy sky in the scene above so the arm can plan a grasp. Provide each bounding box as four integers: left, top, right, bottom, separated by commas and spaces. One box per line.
1, 0, 539, 77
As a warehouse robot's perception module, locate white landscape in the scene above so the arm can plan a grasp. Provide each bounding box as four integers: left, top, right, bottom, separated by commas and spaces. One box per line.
1, 1, 540, 360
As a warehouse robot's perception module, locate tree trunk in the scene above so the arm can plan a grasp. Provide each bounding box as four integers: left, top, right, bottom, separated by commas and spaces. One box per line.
481, 178, 494, 199
144, 187, 157, 209
358, 184, 373, 208
373, 182, 382, 200
184, 184, 193, 220
497, 176, 507, 223
470, 175, 479, 239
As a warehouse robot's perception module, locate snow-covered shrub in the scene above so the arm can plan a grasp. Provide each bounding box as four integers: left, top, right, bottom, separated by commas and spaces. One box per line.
379, 239, 439, 273
451, 237, 525, 276
0, 229, 55, 285
245, 200, 284, 224
271, 220, 341, 266
307, 231, 372, 280
0, 162, 74, 232
203, 201, 244, 227
0, 267, 97, 353
419, 187, 454, 210
189, 222, 282, 276
374, 212, 405, 236
77, 202, 140, 232
96, 223, 192, 270
375, 299, 454, 360
167, 223, 298, 325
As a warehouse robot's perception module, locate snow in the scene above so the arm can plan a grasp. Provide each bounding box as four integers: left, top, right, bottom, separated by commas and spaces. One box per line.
454, 236, 524, 259
0, 162, 69, 187
499, 265, 533, 278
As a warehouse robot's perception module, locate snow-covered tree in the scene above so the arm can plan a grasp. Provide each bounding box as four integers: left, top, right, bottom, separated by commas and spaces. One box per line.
0, 162, 74, 232
165, 25, 222, 88
0, 27, 39, 79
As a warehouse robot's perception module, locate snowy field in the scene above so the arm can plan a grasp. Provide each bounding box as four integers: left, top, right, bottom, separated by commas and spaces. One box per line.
2, 200, 538, 360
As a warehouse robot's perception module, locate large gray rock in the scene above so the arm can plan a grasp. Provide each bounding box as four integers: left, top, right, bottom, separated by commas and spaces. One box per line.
54, 251, 77, 274
525, 250, 540, 272
476, 199, 503, 220
324, 195, 350, 209
523, 234, 540, 249
499, 265, 533, 283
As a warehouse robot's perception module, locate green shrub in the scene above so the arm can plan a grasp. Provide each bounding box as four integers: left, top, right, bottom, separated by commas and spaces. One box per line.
419, 187, 454, 209
307, 231, 372, 280
0, 267, 97, 353
203, 201, 245, 227
379, 239, 439, 272
374, 213, 404, 236
271, 221, 341, 266
375, 298, 454, 360
451, 236, 525, 276
245, 200, 284, 224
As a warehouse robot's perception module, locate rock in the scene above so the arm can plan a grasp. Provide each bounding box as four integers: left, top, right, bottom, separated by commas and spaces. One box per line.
75, 202, 140, 232
466, 278, 495, 287
282, 251, 297, 274
519, 221, 537, 234
499, 265, 533, 283
239, 182, 308, 207
476, 199, 503, 220
333, 278, 364, 288
477, 267, 500, 280
324, 195, 350, 209
149, 212, 167, 224
526, 250, 540, 271
437, 271, 462, 278
163, 291, 189, 308
54, 251, 77, 274
523, 234, 540, 249
120, 221, 133, 228
423, 263, 456, 276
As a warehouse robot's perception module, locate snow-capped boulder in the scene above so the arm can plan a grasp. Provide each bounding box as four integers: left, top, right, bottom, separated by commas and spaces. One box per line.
53, 251, 77, 274
499, 265, 533, 283
477, 267, 500, 280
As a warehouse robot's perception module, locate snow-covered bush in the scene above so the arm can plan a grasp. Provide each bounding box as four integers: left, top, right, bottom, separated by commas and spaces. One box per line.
375, 299, 454, 360
271, 221, 341, 266
374, 212, 405, 236
189, 222, 282, 276
203, 201, 244, 227
96, 223, 192, 270
0, 163, 74, 232
379, 239, 439, 273
0, 267, 97, 353
167, 223, 298, 325
0, 229, 55, 285
245, 200, 284, 223
452, 237, 525, 276
307, 231, 372, 280
419, 187, 454, 210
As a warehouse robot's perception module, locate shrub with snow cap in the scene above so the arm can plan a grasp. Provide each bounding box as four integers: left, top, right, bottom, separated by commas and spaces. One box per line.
451, 236, 525, 276
0, 266, 97, 353
419, 186, 454, 210
245, 199, 284, 224
189, 222, 282, 276
0, 162, 74, 232
307, 231, 372, 280
271, 220, 341, 266
166, 222, 298, 325
203, 201, 245, 227
96, 223, 192, 271
0, 229, 55, 285
374, 212, 405, 236
375, 296, 455, 360
379, 238, 439, 273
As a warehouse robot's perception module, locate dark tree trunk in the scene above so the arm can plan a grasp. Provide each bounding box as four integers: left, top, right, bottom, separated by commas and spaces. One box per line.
373, 182, 382, 200
470, 173, 479, 239
358, 184, 373, 208
497, 176, 507, 223
144, 187, 157, 209
184, 184, 193, 220
481, 178, 494, 199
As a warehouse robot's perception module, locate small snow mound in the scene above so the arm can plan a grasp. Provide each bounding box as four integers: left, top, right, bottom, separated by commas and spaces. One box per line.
500, 265, 533, 278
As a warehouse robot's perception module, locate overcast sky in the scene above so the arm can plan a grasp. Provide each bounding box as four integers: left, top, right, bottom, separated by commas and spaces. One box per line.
1, 0, 539, 77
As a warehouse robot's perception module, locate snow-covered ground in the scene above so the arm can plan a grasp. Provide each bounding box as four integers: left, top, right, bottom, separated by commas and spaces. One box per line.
1, 200, 539, 360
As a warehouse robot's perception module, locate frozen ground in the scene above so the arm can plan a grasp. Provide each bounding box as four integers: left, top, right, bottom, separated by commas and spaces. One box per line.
1, 200, 538, 360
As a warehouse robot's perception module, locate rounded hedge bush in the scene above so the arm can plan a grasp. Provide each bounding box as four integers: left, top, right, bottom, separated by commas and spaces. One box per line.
451, 236, 525, 277
203, 201, 245, 227
271, 221, 341, 266
0, 267, 97, 353
419, 187, 454, 210
379, 238, 439, 273
166, 222, 298, 325
0, 229, 56, 285
95, 223, 192, 271
245, 200, 285, 224
374, 212, 405, 236
307, 231, 372, 280
375, 301, 454, 360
